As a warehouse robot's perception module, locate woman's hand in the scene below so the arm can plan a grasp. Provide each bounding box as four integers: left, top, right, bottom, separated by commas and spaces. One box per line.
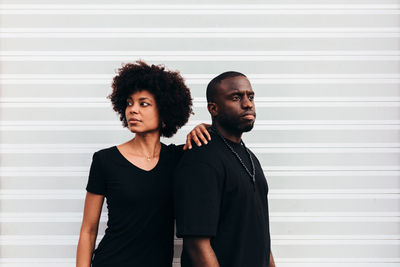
183, 123, 211, 150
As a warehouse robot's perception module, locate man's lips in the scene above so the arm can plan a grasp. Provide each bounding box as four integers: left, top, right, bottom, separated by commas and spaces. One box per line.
241, 113, 256, 120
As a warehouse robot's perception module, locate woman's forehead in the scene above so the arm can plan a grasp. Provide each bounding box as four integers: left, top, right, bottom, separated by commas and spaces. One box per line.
128, 90, 155, 99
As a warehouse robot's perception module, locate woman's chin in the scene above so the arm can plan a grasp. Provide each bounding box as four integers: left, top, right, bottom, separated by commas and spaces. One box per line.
129, 126, 160, 134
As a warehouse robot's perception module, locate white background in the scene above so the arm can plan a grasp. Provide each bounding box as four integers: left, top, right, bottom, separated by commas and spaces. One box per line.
0, 0, 399, 266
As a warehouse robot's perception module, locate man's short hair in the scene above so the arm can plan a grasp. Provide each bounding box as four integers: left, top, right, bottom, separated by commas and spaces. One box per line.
206, 71, 247, 103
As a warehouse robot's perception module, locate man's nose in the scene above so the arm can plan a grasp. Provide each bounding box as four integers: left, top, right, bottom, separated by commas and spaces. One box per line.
242, 95, 253, 109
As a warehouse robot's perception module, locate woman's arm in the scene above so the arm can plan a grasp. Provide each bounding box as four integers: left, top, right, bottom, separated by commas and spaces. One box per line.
76, 192, 105, 267
183, 123, 211, 150
269, 251, 276, 267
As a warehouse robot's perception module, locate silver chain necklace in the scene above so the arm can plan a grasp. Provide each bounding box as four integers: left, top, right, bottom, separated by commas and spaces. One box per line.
212, 127, 255, 183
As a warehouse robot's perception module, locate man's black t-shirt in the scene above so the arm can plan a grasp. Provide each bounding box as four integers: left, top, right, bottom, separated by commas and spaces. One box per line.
174, 132, 271, 267
86, 143, 182, 267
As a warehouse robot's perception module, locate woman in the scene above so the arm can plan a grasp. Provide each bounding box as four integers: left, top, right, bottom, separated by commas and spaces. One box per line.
76, 61, 210, 267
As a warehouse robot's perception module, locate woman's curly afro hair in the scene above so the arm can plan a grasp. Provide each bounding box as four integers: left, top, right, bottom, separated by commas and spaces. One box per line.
108, 60, 193, 138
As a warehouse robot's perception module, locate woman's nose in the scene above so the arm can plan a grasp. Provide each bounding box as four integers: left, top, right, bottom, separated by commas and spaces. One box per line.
129, 103, 139, 113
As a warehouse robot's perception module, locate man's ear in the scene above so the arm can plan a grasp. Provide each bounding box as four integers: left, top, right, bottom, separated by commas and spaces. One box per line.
207, 102, 218, 117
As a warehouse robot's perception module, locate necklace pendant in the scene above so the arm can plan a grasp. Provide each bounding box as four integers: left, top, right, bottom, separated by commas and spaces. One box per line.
147, 156, 151, 161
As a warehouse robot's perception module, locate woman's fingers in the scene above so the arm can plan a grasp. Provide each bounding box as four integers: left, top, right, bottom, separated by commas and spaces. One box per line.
191, 130, 202, 146
185, 123, 212, 150
195, 128, 208, 145
184, 132, 192, 150
199, 124, 211, 141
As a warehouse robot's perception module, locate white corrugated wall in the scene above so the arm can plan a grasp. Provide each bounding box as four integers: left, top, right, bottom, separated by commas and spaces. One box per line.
0, 0, 399, 266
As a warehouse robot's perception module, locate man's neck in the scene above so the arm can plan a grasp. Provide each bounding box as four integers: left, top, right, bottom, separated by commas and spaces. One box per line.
212, 122, 242, 143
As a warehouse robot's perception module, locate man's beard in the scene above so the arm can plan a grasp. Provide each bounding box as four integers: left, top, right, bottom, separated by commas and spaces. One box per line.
217, 112, 255, 134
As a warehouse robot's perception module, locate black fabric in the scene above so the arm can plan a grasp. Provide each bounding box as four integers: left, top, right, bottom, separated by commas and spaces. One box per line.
86, 143, 183, 267
174, 132, 271, 267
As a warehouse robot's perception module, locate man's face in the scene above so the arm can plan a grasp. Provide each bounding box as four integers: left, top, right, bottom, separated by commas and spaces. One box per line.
214, 76, 256, 133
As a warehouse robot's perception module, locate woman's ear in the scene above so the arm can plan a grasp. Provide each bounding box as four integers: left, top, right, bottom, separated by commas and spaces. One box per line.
207, 102, 218, 117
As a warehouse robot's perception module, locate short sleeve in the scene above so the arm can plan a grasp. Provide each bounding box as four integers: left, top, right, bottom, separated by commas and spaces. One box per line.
86, 152, 106, 195
174, 153, 222, 238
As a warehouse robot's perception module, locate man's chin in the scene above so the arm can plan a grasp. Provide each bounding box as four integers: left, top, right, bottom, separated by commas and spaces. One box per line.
240, 122, 255, 132
218, 117, 255, 134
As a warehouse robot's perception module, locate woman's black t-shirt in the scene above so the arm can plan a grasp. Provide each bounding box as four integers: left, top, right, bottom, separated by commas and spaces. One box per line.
86, 143, 183, 267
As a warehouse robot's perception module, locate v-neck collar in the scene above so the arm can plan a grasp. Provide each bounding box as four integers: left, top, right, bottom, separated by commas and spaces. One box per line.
113, 143, 165, 173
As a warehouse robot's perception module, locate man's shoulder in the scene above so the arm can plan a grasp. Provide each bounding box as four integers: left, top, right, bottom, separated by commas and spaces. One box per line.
182, 134, 222, 159
245, 146, 263, 169
185, 134, 221, 155
175, 135, 225, 178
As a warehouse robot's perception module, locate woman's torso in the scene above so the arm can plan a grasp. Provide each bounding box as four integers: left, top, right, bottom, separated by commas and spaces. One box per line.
87, 143, 182, 267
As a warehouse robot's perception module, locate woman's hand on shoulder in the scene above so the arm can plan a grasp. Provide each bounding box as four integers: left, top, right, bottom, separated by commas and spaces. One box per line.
183, 123, 211, 150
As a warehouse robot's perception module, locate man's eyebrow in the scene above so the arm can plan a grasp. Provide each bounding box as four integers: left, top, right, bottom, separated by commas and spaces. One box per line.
228, 89, 255, 95
227, 89, 242, 95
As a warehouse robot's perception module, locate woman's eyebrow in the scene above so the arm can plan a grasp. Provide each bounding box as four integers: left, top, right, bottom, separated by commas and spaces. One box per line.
138, 97, 151, 101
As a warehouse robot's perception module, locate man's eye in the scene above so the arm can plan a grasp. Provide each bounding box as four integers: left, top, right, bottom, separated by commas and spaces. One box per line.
249, 95, 254, 101
232, 95, 240, 101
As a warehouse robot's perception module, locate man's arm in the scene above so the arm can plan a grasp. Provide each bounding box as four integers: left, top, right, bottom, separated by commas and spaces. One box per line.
184, 237, 219, 267
269, 251, 276, 267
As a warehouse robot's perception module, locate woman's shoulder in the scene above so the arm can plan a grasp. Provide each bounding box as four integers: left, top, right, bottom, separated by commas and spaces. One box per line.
163, 142, 183, 151
92, 146, 117, 159
162, 143, 184, 160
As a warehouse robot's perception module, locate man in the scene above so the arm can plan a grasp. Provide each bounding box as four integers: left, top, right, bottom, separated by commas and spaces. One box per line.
174, 71, 276, 267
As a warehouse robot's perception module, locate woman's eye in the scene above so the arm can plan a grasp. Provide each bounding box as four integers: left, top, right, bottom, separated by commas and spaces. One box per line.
141, 102, 149, 107
127, 101, 133, 106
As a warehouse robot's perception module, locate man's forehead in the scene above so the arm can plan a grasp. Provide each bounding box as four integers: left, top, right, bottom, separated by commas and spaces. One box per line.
219, 76, 253, 92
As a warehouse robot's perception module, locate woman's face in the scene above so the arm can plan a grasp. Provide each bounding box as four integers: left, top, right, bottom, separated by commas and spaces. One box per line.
125, 90, 160, 134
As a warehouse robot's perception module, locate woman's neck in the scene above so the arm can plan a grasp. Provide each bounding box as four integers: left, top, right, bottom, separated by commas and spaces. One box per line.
130, 131, 161, 157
